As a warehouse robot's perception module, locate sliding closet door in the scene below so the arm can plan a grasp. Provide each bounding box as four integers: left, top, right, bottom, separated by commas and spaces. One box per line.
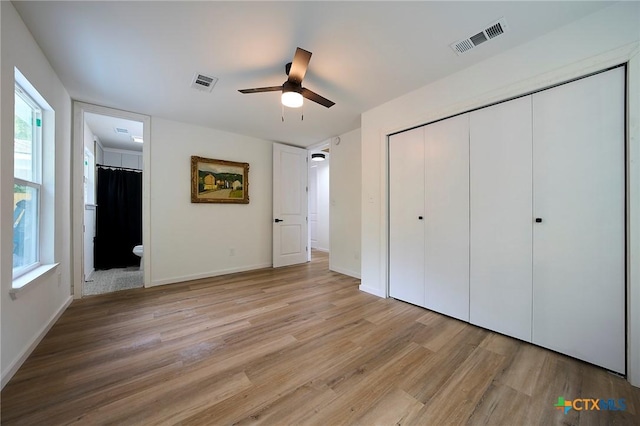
424, 114, 470, 321
389, 127, 425, 306
532, 67, 625, 373
470, 97, 533, 341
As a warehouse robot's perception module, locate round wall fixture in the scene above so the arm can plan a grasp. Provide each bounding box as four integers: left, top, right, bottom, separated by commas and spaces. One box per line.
334, 137, 341, 145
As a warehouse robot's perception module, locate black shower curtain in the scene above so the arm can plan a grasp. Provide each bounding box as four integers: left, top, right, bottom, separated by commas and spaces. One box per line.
94, 167, 142, 269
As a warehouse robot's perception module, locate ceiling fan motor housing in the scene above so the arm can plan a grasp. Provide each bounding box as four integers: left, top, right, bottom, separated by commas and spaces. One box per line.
282, 80, 302, 94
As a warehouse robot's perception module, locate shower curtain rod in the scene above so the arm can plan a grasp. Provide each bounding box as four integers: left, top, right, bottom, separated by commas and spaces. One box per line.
96, 164, 142, 172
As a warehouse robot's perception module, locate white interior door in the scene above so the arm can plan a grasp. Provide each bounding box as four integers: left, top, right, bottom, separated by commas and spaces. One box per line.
389, 127, 425, 306
273, 143, 308, 268
470, 96, 533, 341
424, 114, 470, 321
532, 67, 625, 373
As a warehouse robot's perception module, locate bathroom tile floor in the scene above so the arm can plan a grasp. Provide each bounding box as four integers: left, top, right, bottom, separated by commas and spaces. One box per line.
84, 267, 143, 296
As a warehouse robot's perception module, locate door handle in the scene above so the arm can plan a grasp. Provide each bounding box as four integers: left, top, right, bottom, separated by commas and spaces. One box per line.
418, 216, 423, 220
274, 218, 284, 223
535, 218, 543, 223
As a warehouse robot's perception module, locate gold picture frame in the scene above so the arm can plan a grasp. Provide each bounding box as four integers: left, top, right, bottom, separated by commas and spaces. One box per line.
191, 156, 249, 204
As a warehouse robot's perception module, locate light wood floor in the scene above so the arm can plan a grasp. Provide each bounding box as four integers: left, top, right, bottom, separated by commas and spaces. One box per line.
2, 251, 639, 425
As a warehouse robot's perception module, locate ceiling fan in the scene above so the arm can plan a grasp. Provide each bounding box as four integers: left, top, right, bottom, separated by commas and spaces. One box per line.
238, 47, 335, 109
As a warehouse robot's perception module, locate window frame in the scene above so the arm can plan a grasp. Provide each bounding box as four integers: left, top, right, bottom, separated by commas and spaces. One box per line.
13, 83, 43, 279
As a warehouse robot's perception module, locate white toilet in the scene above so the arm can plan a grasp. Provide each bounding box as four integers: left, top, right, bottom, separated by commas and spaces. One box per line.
133, 245, 143, 270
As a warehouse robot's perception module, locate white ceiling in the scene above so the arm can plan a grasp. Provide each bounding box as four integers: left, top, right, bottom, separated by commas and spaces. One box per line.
13, 1, 612, 147
84, 112, 144, 152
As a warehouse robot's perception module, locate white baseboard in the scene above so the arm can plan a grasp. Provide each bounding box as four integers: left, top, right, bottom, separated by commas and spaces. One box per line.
330, 265, 361, 279
312, 247, 329, 253
148, 263, 273, 287
359, 284, 386, 298
1, 296, 73, 389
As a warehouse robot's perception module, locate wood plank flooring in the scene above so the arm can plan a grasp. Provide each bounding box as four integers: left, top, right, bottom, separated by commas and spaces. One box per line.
2, 251, 639, 425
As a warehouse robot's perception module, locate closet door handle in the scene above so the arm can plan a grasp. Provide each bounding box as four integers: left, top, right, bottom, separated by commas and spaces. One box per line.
274, 218, 284, 223
535, 218, 543, 223
418, 216, 423, 220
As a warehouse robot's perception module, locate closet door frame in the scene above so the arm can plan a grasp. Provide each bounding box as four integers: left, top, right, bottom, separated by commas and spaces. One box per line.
386, 64, 627, 375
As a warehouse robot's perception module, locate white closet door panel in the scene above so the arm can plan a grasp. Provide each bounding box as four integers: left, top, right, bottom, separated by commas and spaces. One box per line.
424, 114, 470, 321
389, 128, 425, 306
470, 96, 533, 341
532, 68, 625, 373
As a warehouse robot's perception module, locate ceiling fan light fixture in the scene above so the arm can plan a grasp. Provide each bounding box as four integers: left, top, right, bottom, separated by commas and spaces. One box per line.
311, 153, 326, 161
239, 47, 334, 110
281, 90, 303, 108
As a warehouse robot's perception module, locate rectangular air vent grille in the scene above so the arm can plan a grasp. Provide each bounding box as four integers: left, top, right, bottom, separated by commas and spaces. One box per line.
485, 22, 504, 39
191, 72, 218, 92
450, 18, 509, 55
114, 127, 129, 134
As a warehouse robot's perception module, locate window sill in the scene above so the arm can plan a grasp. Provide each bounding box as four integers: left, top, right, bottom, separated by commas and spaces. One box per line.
10, 263, 60, 300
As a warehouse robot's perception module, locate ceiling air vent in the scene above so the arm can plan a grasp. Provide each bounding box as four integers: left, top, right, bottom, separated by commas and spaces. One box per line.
114, 127, 129, 134
191, 72, 218, 92
450, 17, 509, 55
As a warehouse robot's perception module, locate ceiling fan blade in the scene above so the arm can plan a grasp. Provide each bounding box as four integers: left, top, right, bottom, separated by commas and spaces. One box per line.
287, 48, 312, 84
301, 88, 335, 108
238, 86, 282, 94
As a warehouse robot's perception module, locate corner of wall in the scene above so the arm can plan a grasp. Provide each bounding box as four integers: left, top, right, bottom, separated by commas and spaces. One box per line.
329, 127, 362, 279
626, 49, 640, 388
1, 296, 72, 389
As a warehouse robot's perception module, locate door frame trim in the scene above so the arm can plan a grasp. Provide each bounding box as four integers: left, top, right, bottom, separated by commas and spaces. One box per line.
71, 102, 151, 299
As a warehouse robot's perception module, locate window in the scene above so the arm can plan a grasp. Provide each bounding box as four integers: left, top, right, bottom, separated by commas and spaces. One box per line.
13, 84, 42, 278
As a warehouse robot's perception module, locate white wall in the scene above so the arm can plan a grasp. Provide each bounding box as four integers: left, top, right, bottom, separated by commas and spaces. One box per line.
330, 129, 361, 278
84, 122, 95, 157
95, 139, 104, 164
149, 117, 273, 286
1, 2, 73, 387
360, 2, 639, 385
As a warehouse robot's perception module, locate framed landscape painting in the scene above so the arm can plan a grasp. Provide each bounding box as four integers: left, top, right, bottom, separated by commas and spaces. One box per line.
191, 156, 249, 204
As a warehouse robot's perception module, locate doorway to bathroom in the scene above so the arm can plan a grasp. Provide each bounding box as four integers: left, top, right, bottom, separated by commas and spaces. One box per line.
87, 162, 143, 295
73, 102, 150, 298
